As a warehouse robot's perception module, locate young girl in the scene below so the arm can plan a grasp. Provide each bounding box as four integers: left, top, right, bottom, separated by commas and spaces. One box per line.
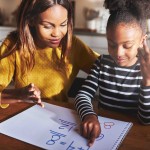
0, 0, 99, 108
75, 0, 150, 147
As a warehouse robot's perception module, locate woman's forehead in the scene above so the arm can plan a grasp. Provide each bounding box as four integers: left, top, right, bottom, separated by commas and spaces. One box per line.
38, 5, 68, 22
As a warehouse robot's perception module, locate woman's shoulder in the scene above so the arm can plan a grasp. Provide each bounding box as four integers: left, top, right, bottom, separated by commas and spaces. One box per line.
1, 31, 18, 46
72, 35, 86, 46
0, 31, 18, 55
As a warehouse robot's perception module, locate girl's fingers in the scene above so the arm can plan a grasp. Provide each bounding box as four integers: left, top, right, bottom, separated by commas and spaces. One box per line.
138, 39, 149, 58
81, 123, 88, 138
88, 127, 96, 147
138, 48, 145, 57
143, 39, 150, 54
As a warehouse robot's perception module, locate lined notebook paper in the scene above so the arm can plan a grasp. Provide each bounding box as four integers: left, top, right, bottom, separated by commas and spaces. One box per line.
0, 102, 132, 150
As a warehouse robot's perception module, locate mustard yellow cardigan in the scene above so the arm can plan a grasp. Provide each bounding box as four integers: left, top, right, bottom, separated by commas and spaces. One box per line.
0, 35, 99, 103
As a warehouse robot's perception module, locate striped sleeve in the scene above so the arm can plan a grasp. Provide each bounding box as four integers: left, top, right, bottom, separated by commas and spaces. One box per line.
138, 86, 150, 125
75, 57, 100, 120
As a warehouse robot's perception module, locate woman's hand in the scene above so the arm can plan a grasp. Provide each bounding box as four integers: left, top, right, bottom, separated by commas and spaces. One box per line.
81, 114, 101, 147
138, 39, 150, 86
19, 83, 44, 107
1, 83, 44, 107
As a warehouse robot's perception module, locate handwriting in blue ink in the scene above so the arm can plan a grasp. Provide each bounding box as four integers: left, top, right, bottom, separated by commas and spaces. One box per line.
58, 119, 77, 132
46, 130, 66, 145
96, 133, 104, 141
66, 141, 90, 150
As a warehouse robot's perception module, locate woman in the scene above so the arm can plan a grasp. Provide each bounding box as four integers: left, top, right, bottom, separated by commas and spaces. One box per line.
0, 0, 99, 108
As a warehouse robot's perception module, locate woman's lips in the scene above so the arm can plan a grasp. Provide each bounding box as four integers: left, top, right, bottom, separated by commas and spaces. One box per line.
49, 39, 61, 45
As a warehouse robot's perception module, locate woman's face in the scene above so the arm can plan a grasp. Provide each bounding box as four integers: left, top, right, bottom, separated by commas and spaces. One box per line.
107, 23, 144, 67
34, 4, 68, 48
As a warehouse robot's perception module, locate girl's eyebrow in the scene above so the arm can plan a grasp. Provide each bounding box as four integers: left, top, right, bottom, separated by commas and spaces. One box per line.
108, 38, 135, 44
40, 19, 68, 25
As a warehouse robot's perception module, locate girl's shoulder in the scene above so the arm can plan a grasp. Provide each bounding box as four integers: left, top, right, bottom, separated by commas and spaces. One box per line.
98, 54, 112, 61
95, 54, 114, 65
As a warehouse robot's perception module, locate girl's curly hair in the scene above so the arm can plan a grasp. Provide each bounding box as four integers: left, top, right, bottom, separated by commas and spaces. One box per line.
104, 0, 150, 33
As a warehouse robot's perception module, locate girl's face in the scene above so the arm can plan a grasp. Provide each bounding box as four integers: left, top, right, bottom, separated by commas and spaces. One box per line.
34, 4, 68, 48
107, 23, 145, 67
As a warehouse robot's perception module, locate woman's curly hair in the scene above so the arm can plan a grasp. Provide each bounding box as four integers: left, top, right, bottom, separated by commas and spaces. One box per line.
104, 0, 150, 34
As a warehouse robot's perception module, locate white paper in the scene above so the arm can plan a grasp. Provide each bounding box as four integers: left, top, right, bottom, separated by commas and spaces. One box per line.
0, 102, 132, 150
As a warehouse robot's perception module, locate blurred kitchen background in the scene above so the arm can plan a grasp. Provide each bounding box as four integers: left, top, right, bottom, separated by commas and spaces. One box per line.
0, 0, 109, 33
0, 0, 111, 56
0, 0, 150, 94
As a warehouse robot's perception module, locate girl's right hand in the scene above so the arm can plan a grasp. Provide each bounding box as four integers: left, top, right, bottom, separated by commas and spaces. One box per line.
81, 114, 101, 147
19, 83, 44, 107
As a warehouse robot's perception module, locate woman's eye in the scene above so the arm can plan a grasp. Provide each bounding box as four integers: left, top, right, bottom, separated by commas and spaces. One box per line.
43, 25, 53, 29
61, 24, 67, 27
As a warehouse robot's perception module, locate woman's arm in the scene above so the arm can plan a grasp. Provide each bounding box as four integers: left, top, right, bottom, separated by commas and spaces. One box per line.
71, 36, 100, 73
0, 83, 44, 108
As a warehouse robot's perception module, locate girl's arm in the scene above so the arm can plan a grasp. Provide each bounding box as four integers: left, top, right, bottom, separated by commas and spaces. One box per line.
138, 86, 150, 125
75, 57, 101, 147
75, 58, 100, 120
138, 39, 150, 124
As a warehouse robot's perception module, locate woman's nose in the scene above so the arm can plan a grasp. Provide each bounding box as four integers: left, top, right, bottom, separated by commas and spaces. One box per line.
51, 27, 60, 37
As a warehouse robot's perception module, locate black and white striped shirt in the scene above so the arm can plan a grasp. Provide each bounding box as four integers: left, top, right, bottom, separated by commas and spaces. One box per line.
75, 55, 150, 125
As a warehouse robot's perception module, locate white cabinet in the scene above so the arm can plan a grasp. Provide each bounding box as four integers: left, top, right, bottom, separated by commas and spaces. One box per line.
75, 34, 108, 55
0, 26, 16, 44
75, 34, 108, 78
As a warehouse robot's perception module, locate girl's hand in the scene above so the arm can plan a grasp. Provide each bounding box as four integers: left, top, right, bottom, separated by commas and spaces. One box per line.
19, 83, 44, 107
81, 114, 101, 147
138, 39, 150, 86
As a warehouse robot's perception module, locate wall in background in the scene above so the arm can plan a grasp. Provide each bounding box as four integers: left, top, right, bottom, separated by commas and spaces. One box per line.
0, 0, 108, 29
0, 0, 20, 26
74, 0, 109, 30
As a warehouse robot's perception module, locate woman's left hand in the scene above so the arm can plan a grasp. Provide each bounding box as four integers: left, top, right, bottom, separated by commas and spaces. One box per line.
20, 83, 44, 107
138, 39, 150, 86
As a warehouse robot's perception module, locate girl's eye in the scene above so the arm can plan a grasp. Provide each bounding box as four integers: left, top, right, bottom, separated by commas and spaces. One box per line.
124, 45, 133, 49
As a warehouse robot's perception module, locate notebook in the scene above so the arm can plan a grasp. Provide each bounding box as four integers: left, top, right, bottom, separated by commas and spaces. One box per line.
0, 102, 133, 150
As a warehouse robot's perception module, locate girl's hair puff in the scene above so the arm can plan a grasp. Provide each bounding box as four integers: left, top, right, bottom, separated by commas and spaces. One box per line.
104, 0, 150, 34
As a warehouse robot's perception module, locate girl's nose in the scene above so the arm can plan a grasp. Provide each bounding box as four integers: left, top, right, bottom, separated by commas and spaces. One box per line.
116, 46, 125, 57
